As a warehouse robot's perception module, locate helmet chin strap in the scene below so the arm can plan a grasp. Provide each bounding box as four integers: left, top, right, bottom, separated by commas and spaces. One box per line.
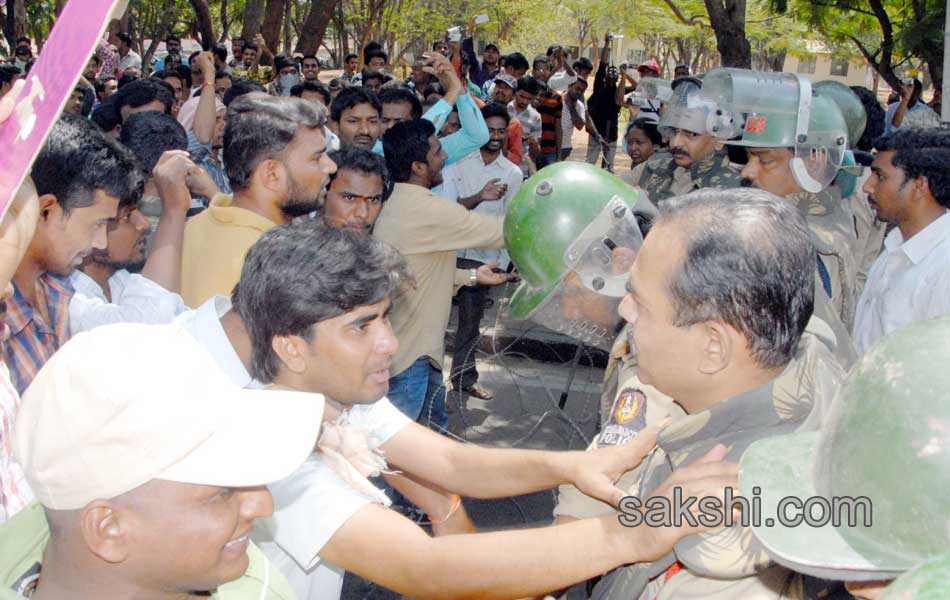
790, 75, 822, 193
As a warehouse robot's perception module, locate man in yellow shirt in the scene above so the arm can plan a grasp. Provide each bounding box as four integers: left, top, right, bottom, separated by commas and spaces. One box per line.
180, 93, 337, 307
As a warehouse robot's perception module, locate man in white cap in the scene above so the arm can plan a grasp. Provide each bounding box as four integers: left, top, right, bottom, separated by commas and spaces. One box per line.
0, 322, 323, 599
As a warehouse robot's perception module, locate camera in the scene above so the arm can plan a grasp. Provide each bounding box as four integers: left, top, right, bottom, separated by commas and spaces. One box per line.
447, 27, 462, 43
902, 76, 915, 87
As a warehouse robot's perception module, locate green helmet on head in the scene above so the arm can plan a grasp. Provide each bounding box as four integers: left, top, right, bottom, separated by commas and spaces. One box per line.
658, 76, 742, 140
740, 316, 950, 582
505, 162, 646, 350
880, 552, 950, 600
705, 68, 849, 193
814, 80, 867, 149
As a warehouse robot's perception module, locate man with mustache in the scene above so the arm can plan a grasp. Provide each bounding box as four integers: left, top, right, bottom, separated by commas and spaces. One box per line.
638, 78, 742, 206
5, 115, 142, 393
179, 93, 337, 307
852, 128, 950, 355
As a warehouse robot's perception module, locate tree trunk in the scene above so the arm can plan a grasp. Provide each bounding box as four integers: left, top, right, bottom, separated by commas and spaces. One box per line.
704, 0, 751, 68
190, 0, 216, 49
13, 0, 28, 39
142, 0, 178, 72
241, 0, 267, 44
262, 0, 286, 55
283, 0, 293, 54
295, 0, 342, 55
219, 0, 231, 43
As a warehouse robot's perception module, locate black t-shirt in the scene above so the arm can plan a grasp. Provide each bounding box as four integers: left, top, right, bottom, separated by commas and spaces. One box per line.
587, 62, 621, 142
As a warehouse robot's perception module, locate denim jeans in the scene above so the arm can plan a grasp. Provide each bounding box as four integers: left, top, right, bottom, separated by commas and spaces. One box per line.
388, 356, 447, 432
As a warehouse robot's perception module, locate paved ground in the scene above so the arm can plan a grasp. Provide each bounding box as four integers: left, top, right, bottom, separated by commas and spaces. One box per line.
342, 284, 608, 598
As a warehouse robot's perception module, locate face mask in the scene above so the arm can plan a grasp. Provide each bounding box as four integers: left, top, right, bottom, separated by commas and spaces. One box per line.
279, 74, 300, 95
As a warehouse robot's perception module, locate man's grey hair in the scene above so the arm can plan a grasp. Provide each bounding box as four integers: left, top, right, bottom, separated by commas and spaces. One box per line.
223, 92, 328, 190
655, 188, 815, 370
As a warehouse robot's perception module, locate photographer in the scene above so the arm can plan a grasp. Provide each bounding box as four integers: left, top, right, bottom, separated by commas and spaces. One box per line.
586, 32, 624, 170
460, 15, 500, 88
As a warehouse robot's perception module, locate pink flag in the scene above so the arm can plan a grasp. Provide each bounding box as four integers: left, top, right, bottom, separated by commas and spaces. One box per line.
0, 0, 122, 219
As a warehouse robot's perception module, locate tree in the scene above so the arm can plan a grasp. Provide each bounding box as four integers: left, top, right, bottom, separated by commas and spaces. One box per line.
790, 0, 945, 90
295, 0, 341, 55
190, 0, 216, 48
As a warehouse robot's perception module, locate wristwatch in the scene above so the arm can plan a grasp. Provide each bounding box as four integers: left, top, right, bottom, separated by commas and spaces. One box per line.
469, 268, 478, 286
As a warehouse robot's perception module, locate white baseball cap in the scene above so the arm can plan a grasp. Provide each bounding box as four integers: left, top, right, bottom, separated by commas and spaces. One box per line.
14, 322, 324, 510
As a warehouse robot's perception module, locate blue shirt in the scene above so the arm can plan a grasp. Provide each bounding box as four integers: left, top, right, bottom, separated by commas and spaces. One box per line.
372, 93, 489, 166
187, 130, 231, 199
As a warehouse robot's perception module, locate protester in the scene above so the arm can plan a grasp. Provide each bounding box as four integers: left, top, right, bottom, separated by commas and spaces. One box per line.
884, 77, 940, 135
620, 117, 666, 187
232, 222, 739, 600
586, 33, 624, 170
320, 146, 393, 233
374, 120, 512, 427
115, 32, 141, 73
853, 128, 950, 354
438, 103, 523, 401
329, 86, 382, 149
1, 322, 323, 599
179, 93, 336, 307
4, 115, 142, 393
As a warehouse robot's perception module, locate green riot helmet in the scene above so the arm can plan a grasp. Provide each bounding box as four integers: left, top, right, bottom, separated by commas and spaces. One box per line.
814, 80, 867, 149
505, 162, 645, 351
657, 77, 743, 140
706, 68, 849, 193
740, 317, 950, 582
880, 552, 950, 600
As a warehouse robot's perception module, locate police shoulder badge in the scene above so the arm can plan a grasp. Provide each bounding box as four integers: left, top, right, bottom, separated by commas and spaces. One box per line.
598, 387, 647, 447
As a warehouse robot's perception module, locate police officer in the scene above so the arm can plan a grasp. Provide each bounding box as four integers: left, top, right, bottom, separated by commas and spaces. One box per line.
638, 77, 743, 205
740, 317, 950, 600
709, 68, 862, 331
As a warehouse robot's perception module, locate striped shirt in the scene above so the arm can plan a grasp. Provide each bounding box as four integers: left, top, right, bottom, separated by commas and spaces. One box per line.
0, 354, 33, 523
537, 89, 563, 155
3, 274, 74, 394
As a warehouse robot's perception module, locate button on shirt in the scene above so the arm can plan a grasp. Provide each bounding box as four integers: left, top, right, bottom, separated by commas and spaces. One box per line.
853, 211, 950, 355
437, 150, 522, 269
3, 275, 73, 394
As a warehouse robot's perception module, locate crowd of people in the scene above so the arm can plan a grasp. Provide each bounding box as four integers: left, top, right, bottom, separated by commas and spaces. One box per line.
0, 14, 949, 600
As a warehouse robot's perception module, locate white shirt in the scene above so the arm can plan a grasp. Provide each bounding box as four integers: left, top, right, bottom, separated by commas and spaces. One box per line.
118, 49, 142, 72
437, 149, 522, 269
508, 101, 542, 140
560, 97, 585, 149
68, 269, 188, 336
175, 295, 257, 388
547, 70, 577, 91
252, 398, 411, 600
853, 211, 950, 355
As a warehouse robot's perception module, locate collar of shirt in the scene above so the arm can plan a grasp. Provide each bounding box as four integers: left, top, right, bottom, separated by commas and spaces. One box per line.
886, 210, 950, 265
206, 193, 277, 232
176, 295, 253, 388
6, 274, 74, 338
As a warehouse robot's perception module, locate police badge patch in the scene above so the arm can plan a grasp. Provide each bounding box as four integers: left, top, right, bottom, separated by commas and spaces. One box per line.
598, 388, 647, 447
